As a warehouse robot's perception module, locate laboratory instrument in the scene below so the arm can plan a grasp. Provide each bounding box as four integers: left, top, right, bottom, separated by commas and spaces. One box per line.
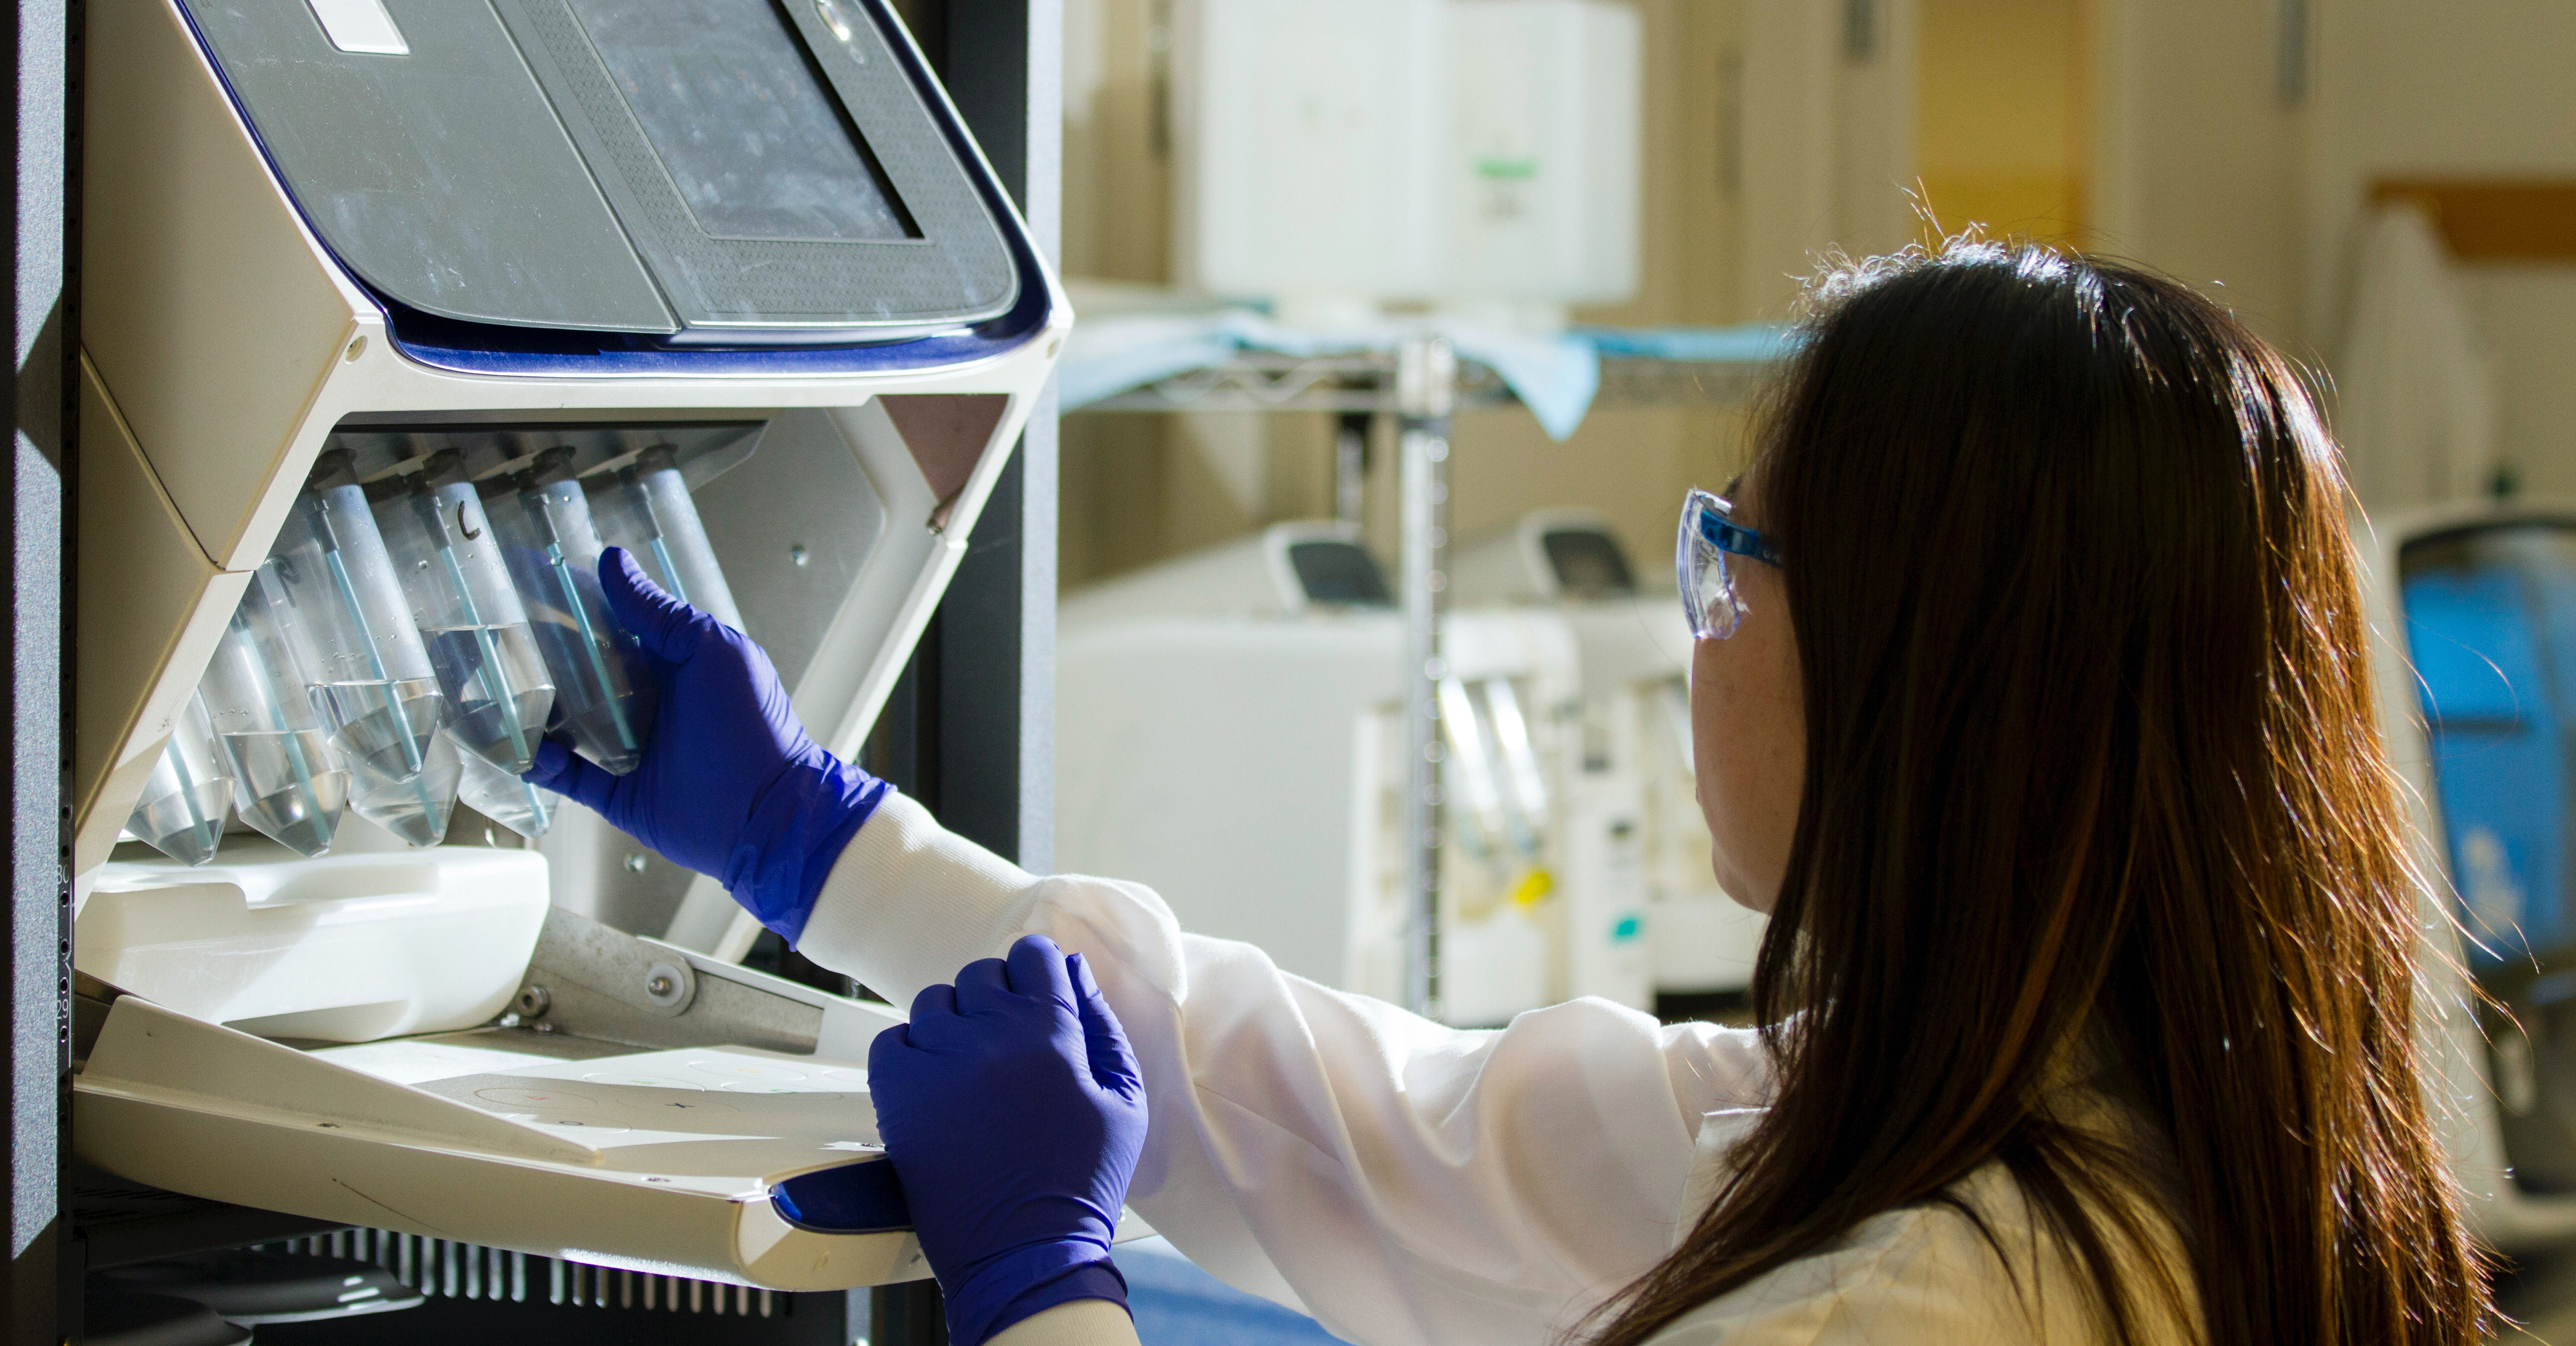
2366, 502, 2576, 1253
1439, 0, 1641, 324
1174, 0, 1639, 324
73, 0, 1066, 1292
1057, 522, 1573, 1025
1451, 509, 1767, 1004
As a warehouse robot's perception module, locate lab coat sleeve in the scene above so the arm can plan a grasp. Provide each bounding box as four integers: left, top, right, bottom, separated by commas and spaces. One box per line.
796, 794, 1773, 1346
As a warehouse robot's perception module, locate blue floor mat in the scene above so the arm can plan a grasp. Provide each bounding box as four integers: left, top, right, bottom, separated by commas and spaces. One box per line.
1114, 1237, 1356, 1346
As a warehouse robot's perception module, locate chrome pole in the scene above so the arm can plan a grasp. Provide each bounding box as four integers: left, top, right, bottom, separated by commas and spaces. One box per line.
1397, 336, 1455, 1019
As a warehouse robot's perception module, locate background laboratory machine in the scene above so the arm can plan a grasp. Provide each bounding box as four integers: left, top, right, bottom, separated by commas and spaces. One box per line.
70, 0, 1065, 1335
2367, 503, 2576, 1257
1173, 0, 1640, 328
1056, 521, 1589, 1025
1450, 509, 1767, 1011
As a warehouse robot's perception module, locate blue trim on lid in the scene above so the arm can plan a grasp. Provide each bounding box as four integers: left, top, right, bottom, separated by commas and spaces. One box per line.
377, 280, 1052, 379
769, 1157, 914, 1235
374, 0, 1058, 378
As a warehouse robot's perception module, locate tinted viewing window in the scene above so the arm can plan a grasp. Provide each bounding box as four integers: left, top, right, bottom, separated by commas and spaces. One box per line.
2402, 521, 2576, 968
2403, 520, 2576, 1193
1288, 541, 1393, 607
1543, 528, 1635, 597
569, 0, 916, 242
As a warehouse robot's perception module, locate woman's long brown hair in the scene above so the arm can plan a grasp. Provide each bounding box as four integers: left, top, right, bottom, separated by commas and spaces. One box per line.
1591, 244, 2491, 1345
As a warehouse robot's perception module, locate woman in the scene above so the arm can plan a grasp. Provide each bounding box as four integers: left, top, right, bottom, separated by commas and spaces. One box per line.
530, 241, 2493, 1345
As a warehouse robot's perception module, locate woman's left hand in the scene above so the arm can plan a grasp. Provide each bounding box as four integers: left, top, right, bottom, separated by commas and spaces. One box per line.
869, 934, 1149, 1346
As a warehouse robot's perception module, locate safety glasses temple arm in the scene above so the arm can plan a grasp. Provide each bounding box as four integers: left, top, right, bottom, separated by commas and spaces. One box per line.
1696, 510, 1783, 568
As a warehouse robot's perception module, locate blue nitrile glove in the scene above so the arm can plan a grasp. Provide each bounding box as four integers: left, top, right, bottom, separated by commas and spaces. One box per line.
522, 546, 888, 943
869, 935, 1148, 1346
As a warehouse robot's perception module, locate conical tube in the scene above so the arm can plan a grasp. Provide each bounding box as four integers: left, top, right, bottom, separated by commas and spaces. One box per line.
124, 693, 232, 866
348, 728, 461, 847
371, 451, 556, 774
487, 449, 658, 775
456, 743, 557, 840
265, 450, 453, 836
200, 567, 350, 855
589, 445, 745, 631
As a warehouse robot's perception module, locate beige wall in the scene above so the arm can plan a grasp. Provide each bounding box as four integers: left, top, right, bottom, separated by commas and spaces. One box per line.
2307, 0, 2576, 496
1735, 0, 1921, 320
2088, 0, 2309, 346
1915, 0, 2088, 246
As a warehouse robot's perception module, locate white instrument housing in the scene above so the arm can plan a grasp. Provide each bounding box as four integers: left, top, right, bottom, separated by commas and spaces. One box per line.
73, 0, 1069, 1287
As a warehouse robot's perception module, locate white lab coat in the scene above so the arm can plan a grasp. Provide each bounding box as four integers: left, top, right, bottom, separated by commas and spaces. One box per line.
797, 795, 2198, 1346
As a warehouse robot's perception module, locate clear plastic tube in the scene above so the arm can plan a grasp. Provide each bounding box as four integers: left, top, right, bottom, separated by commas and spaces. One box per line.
486, 449, 658, 775
371, 451, 556, 774
266, 451, 453, 811
198, 570, 351, 857
589, 445, 745, 631
456, 744, 557, 840
347, 729, 460, 847
124, 693, 232, 866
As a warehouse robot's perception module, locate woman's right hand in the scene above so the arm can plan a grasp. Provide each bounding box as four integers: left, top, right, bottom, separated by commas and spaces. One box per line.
869, 935, 1149, 1346
523, 546, 886, 940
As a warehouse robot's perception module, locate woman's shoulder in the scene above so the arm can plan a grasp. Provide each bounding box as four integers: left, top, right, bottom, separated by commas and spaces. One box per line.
1640, 1164, 2198, 1346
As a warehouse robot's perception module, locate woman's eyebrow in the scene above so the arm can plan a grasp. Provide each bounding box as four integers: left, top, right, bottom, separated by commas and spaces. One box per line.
1721, 473, 1744, 500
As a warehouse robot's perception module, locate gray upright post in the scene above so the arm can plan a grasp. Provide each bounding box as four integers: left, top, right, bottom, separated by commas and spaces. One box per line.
918, 0, 1061, 872
873, 1, 1059, 1342
5, 2, 71, 1341
1397, 337, 1454, 1020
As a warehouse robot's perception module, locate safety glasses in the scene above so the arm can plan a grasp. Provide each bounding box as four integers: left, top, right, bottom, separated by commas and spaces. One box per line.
1677, 488, 1782, 640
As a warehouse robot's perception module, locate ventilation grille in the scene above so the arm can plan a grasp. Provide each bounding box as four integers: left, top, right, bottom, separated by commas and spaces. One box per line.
257, 1229, 787, 1317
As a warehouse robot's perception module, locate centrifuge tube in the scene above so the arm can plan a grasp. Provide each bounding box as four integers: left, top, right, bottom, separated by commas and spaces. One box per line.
265, 451, 453, 813
348, 728, 461, 848
124, 693, 232, 866
456, 745, 556, 840
198, 569, 350, 857
589, 445, 745, 630
372, 451, 555, 774
487, 448, 658, 775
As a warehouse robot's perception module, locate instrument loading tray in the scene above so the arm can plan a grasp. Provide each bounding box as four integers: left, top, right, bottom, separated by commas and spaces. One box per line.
73, 913, 937, 1291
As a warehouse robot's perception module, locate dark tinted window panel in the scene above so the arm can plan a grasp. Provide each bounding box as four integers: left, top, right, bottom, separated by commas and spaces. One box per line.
183, 0, 1025, 338
1288, 541, 1392, 607
2402, 518, 2576, 1192
1543, 528, 1635, 597
496, 0, 1021, 336
176, 0, 676, 333
568, 0, 916, 243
